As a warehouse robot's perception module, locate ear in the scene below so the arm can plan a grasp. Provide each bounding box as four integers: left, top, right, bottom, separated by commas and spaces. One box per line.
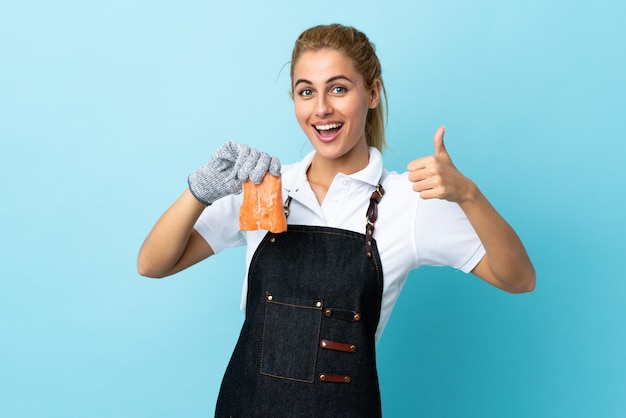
368, 79, 382, 109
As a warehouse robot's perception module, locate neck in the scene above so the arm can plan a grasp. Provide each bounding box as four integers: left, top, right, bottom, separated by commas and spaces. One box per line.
307, 145, 370, 187
306, 145, 370, 204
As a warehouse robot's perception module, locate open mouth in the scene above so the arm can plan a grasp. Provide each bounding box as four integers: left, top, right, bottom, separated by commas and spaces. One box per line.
314, 122, 343, 140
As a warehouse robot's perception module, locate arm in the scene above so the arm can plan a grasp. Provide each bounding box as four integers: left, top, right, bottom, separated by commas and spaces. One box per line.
456, 182, 535, 293
137, 189, 214, 278
137, 141, 281, 279
407, 127, 535, 293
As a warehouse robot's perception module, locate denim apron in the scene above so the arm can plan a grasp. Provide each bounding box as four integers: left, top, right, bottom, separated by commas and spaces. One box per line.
215, 185, 385, 418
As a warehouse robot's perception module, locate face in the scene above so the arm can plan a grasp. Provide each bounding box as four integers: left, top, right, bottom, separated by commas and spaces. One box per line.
292, 49, 381, 166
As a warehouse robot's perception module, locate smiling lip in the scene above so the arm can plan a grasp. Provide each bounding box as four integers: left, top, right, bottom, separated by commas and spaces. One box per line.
313, 121, 344, 143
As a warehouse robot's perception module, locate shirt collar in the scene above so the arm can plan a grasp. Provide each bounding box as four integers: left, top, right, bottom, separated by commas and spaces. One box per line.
284, 147, 384, 194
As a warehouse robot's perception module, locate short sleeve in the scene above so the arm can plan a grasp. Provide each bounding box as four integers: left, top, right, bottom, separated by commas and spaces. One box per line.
414, 197, 486, 273
193, 193, 246, 253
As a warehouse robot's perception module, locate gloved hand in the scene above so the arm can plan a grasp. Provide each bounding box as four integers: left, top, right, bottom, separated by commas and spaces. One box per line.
188, 141, 281, 205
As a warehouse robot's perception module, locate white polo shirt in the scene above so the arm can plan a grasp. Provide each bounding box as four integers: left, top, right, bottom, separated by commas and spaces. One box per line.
194, 147, 485, 343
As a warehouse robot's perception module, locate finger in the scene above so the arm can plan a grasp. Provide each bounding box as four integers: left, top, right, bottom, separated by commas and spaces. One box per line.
407, 127, 446, 171
412, 175, 439, 192
413, 179, 445, 200
212, 141, 237, 163
411, 179, 428, 193
269, 156, 281, 177
225, 178, 243, 195
230, 144, 250, 181
407, 156, 430, 172
249, 152, 271, 184
434, 126, 447, 155
210, 142, 238, 176
418, 189, 441, 200
239, 147, 260, 182
407, 167, 429, 183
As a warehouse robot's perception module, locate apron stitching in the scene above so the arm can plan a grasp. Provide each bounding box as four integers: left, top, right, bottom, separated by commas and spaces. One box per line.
258, 293, 324, 383
221, 182, 385, 416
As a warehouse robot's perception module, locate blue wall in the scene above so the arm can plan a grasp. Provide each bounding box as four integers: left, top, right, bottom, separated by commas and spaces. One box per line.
1, 1, 625, 416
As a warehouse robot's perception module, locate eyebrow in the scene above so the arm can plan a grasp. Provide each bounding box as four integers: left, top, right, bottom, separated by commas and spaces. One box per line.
294, 75, 354, 88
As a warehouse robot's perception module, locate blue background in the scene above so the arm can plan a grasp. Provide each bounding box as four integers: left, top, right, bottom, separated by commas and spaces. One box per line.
1, 1, 625, 417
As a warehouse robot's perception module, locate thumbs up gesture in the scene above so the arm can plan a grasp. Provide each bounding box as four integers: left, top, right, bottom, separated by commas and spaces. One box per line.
407, 126, 473, 204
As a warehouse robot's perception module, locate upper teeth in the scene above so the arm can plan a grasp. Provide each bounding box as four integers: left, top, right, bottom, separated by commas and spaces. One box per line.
315, 123, 342, 131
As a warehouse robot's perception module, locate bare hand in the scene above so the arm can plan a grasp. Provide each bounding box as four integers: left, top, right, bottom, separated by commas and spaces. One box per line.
407, 126, 473, 204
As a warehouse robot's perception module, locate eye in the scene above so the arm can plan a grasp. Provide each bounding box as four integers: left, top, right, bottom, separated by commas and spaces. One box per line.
298, 88, 314, 98
331, 86, 348, 95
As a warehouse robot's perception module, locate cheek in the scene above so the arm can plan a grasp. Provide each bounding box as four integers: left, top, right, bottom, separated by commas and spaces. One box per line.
344, 102, 370, 128
294, 103, 309, 127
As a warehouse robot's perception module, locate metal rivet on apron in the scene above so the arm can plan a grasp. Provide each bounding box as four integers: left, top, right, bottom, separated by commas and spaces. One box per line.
270, 237, 276, 243
267, 295, 273, 301
324, 308, 332, 317
319, 339, 358, 353
316, 301, 322, 308
353, 313, 362, 322
318, 373, 352, 384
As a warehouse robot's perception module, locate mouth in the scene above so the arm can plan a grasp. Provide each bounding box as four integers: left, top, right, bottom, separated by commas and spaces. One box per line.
313, 122, 343, 142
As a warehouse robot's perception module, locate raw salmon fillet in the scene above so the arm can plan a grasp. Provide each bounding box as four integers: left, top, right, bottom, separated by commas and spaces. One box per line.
239, 173, 287, 233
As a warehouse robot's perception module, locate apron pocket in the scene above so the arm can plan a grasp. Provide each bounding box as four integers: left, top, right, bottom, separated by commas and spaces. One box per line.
260, 292, 323, 383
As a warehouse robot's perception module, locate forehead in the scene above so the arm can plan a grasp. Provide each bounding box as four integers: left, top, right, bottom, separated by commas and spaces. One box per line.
293, 48, 360, 83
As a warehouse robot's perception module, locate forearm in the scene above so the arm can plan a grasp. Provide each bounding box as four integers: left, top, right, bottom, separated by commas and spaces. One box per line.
459, 182, 536, 293
407, 126, 534, 292
137, 189, 211, 278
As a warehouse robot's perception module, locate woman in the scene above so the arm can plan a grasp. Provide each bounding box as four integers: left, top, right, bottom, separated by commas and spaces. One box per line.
138, 23, 535, 418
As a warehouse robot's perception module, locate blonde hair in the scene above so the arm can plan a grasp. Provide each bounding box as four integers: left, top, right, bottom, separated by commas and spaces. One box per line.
290, 24, 388, 152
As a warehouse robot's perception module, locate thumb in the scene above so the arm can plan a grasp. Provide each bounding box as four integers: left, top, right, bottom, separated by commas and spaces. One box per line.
433, 126, 447, 155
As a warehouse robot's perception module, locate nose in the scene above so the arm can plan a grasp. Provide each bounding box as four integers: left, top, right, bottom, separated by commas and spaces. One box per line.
315, 95, 332, 118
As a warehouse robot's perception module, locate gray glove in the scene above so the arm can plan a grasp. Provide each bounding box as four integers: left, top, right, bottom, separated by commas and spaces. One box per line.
188, 141, 281, 205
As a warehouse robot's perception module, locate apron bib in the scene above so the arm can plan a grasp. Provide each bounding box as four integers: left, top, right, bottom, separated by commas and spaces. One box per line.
216, 186, 385, 418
